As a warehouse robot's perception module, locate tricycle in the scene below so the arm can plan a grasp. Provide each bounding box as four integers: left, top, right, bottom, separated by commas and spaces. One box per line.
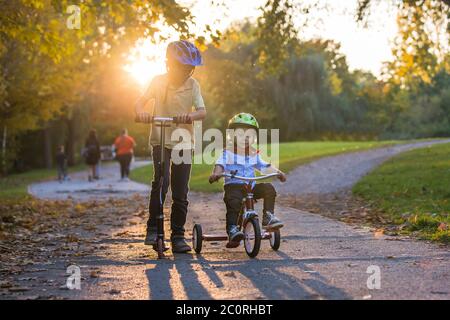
192, 171, 281, 258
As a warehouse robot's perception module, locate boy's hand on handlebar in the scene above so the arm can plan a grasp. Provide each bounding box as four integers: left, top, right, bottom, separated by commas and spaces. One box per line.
209, 174, 221, 184
278, 172, 287, 182
175, 113, 193, 124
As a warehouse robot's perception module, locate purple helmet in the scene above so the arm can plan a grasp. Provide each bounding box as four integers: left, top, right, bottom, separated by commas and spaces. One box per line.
166, 40, 203, 66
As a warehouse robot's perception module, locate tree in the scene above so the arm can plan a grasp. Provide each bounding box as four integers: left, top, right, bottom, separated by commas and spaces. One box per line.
255, 0, 298, 76
198, 24, 379, 141
0, 0, 196, 173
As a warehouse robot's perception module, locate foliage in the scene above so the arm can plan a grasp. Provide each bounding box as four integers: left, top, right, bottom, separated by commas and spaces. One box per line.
0, 0, 196, 173
197, 29, 383, 140
1, 1, 450, 173
255, 0, 298, 76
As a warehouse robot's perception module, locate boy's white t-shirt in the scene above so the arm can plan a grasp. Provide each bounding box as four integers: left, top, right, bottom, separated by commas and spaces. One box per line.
216, 149, 271, 187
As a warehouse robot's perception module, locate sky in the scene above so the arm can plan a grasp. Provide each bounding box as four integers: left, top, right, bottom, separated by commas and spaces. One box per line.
126, 0, 400, 86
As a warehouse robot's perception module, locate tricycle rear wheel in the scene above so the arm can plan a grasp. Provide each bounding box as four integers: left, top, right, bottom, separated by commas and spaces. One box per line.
269, 229, 281, 251
192, 224, 203, 253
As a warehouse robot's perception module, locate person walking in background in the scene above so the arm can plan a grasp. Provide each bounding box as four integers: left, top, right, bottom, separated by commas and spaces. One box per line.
114, 129, 136, 181
55, 145, 69, 183
84, 129, 101, 182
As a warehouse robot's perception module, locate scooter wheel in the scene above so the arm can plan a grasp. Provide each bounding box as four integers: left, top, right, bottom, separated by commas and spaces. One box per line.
270, 229, 281, 251
244, 218, 261, 258
192, 224, 203, 254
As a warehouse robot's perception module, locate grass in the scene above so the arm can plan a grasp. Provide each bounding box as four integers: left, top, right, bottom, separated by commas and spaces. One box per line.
130, 140, 400, 193
0, 164, 86, 200
353, 142, 450, 243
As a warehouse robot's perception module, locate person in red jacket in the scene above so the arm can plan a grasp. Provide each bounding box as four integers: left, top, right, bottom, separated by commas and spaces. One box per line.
114, 129, 136, 181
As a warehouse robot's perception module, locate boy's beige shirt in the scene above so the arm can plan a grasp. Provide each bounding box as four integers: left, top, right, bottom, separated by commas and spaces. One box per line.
143, 74, 205, 149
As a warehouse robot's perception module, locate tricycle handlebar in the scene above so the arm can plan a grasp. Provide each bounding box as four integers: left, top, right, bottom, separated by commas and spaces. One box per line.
220, 172, 281, 182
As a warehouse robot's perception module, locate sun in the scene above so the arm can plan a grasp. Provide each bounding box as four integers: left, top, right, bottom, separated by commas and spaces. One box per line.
124, 39, 168, 87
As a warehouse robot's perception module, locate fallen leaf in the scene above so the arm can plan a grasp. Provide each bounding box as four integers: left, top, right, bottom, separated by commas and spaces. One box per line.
74, 204, 87, 214
374, 228, 384, 238
224, 271, 236, 278
8, 287, 30, 292
18, 295, 40, 300
0, 281, 13, 288
107, 289, 121, 295
66, 234, 79, 243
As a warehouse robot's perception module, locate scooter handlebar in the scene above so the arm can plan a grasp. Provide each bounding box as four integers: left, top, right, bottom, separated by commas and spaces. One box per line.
135, 114, 192, 124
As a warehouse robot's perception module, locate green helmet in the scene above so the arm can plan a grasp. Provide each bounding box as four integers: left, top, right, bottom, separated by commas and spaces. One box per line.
227, 113, 259, 129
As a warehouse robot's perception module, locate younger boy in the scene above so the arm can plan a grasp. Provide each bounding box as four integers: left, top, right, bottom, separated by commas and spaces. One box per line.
209, 113, 287, 243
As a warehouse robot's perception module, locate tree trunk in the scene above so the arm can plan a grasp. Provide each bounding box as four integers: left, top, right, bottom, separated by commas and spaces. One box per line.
43, 127, 52, 169
1, 125, 6, 176
66, 116, 76, 166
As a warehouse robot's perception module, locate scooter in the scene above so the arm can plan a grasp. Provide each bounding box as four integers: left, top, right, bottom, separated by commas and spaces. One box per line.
135, 115, 191, 258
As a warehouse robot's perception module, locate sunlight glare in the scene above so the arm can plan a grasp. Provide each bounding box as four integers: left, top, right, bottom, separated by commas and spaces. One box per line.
124, 39, 169, 88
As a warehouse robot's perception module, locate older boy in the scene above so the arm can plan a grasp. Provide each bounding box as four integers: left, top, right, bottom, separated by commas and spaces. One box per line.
135, 40, 206, 253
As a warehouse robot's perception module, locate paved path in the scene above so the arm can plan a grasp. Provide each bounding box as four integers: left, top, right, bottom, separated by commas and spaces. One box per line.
274, 139, 450, 195
20, 140, 449, 300
73, 194, 449, 300
28, 160, 151, 201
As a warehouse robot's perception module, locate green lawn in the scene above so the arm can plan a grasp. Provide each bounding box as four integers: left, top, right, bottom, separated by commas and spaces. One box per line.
131, 140, 399, 193
353, 142, 450, 243
0, 164, 86, 200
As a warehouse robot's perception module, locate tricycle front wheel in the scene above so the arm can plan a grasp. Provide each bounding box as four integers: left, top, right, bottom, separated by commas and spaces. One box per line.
243, 218, 261, 258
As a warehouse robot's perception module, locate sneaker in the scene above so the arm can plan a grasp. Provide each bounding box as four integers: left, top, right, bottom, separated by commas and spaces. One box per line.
144, 229, 157, 246
171, 237, 191, 253
262, 211, 284, 230
228, 225, 244, 243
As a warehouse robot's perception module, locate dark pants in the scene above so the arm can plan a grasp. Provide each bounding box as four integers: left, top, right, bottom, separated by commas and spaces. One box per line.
117, 153, 132, 178
57, 163, 67, 181
223, 183, 276, 232
147, 146, 192, 238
